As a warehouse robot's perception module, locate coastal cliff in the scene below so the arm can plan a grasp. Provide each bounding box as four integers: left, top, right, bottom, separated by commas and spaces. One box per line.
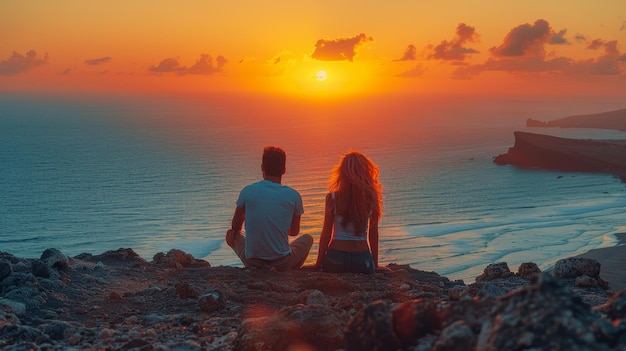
494, 131, 626, 181
1, 248, 626, 350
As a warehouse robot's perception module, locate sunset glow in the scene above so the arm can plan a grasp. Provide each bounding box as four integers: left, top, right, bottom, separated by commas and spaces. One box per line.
316, 70, 327, 82
2, 1, 626, 99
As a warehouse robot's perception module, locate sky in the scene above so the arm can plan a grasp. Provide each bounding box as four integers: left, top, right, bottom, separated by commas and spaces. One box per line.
2, 1, 626, 100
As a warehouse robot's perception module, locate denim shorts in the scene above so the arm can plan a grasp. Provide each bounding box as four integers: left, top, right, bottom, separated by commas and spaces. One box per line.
322, 248, 375, 274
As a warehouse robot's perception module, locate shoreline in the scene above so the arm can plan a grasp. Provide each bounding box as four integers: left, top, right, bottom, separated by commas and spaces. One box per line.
574, 232, 626, 291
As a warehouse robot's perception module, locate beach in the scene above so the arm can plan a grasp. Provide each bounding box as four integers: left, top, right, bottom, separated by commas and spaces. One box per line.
576, 232, 626, 291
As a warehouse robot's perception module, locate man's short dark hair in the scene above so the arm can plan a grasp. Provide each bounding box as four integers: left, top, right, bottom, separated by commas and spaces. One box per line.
262, 146, 286, 177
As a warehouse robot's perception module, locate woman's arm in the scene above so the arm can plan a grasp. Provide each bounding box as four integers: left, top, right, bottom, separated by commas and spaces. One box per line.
315, 193, 335, 267
368, 212, 380, 267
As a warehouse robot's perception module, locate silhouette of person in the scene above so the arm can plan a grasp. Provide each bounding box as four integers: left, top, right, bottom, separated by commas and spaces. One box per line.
226, 146, 313, 271
311, 150, 383, 274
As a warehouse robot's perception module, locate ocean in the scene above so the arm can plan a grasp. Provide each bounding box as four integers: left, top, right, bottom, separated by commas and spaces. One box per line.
1, 92, 625, 282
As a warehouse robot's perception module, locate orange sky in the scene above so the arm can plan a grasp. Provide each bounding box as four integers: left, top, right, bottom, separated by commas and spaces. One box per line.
2, 1, 626, 99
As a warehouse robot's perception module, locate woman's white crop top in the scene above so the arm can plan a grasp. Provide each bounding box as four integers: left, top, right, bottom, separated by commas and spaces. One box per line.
331, 192, 368, 241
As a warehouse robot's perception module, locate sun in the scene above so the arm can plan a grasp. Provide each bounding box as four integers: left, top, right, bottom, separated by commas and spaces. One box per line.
315, 70, 327, 81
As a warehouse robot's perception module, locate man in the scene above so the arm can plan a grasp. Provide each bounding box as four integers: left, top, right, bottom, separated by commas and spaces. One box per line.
226, 146, 313, 271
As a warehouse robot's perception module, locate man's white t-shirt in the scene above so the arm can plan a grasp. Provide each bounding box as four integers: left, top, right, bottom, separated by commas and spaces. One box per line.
236, 180, 304, 260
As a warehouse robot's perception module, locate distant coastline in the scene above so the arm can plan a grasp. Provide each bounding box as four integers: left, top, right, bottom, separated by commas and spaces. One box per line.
495, 108, 626, 181
525, 108, 626, 131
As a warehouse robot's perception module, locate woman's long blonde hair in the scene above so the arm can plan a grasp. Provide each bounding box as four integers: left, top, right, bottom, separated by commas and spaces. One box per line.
329, 150, 383, 235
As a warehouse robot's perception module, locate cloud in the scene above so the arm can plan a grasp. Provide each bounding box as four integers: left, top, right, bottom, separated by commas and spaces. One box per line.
453, 19, 626, 79
427, 23, 480, 61
149, 54, 227, 75
310, 33, 373, 61
574, 34, 587, 43
0, 50, 48, 76
575, 40, 624, 75
186, 54, 227, 75
238, 56, 255, 64
149, 58, 184, 73
84, 56, 112, 65
452, 56, 572, 79
452, 19, 625, 79
490, 19, 552, 57
394, 44, 417, 61
264, 51, 297, 76
397, 64, 427, 77
587, 39, 606, 50
549, 29, 569, 45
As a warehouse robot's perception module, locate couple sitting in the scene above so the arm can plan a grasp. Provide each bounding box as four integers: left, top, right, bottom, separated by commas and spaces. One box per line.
225, 146, 383, 274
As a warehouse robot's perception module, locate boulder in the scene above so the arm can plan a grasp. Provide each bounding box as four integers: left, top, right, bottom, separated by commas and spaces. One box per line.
0, 259, 12, 282
391, 298, 438, 347
40, 248, 69, 270
433, 320, 475, 351
344, 300, 400, 351
516, 262, 541, 279
554, 257, 601, 278
476, 273, 611, 351
153, 249, 199, 268
476, 262, 514, 281
198, 289, 225, 313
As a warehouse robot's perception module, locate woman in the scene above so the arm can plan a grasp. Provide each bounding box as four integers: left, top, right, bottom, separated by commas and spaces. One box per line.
312, 150, 383, 274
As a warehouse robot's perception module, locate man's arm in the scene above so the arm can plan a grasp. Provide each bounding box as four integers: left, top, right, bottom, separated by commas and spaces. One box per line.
288, 214, 301, 236
231, 206, 245, 233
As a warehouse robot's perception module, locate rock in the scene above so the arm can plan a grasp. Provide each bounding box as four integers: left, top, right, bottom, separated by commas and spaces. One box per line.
0, 324, 52, 346
433, 320, 475, 351
87, 248, 148, 266
198, 289, 224, 313
0, 298, 26, 315
2, 285, 46, 309
154, 249, 194, 268
448, 285, 470, 301
467, 282, 510, 299
0, 259, 12, 282
576, 275, 599, 287
235, 304, 348, 351
476, 273, 610, 351
294, 289, 328, 306
554, 257, 601, 278
437, 297, 493, 334
0, 304, 21, 326
153, 249, 209, 269
120, 338, 152, 350
43, 320, 77, 341
175, 282, 200, 299
40, 248, 69, 270
516, 262, 541, 279
0, 248, 622, 350
391, 298, 438, 347
32, 259, 57, 279
597, 289, 626, 321
344, 300, 401, 351
476, 262, 514, 281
